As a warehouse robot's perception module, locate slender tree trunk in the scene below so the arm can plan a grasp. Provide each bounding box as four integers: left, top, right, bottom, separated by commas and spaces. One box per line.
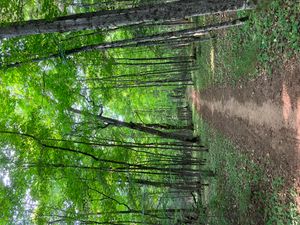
112, 56, 192, 61
94, 81, 194, 89
98, 77, 193, 87
133, 122, 193, 130
132, 178, 202, 188
81, 66, 196, 82
49, 218, 155, 225
0, 0, 253, 39
112, 60, 192, 66
70, 108, 199, 142
45, 137, 205, 151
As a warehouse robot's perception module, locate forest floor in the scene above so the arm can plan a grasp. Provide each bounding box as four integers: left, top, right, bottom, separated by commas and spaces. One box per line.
187, 1, 300, 223
189, 57, 300, 224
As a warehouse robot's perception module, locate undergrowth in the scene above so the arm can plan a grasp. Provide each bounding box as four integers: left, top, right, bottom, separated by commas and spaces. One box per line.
192, 0, 300, 87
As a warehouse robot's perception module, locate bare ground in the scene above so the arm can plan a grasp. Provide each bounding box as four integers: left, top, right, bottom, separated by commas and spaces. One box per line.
189, 57, 300, 212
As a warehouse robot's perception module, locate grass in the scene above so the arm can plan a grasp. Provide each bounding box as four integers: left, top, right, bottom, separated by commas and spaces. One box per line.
192, 0, 300, 87
189, 0, 300, 224
193, 117, 263, 225
250, 0, 300, 66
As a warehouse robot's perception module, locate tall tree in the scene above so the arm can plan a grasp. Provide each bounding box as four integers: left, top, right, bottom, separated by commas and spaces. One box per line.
70, 108, 199, 143
0, 0, 252, 39
3, 18, 246, 69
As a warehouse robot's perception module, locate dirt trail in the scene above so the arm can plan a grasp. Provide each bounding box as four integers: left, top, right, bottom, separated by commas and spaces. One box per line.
189, 58, 300, 209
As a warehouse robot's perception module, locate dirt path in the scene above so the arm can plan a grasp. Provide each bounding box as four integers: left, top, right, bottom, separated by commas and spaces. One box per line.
189, 58, 300, 209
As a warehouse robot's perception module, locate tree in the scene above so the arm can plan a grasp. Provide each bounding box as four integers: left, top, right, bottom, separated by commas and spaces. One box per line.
0, 0, 252, 39
70, 108, 198, 143
3, 18, 247, 69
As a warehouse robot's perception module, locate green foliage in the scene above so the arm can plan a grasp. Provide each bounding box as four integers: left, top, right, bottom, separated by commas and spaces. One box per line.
0, 0, 25, 23
264, 178, 300, 225
0, 2, 197, 224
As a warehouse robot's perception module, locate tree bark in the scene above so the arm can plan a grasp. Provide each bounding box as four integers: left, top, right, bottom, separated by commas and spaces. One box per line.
0, 0, 252, 39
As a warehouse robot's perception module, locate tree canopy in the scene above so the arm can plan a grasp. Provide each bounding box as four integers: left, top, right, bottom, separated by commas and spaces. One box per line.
0, 0, 250, 224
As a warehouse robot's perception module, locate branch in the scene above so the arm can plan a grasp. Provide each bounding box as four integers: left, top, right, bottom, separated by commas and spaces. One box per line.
88, 186, 132, 211
98, 105, 104, 116
97, 123, 110, 129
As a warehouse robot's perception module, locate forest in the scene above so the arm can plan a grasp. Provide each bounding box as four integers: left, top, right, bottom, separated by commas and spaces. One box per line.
0, 0, 299, 225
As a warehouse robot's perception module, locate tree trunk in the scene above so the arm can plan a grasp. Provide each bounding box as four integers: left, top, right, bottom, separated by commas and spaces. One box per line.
70, 108, 198, 143
4, 18, 245, 69
0, 0, 252, 39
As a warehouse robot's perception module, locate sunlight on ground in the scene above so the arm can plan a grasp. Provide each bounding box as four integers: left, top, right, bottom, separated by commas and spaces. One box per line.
188, 88, 201, 112
281, 81, 300, 213
296, 98, 300, 213
210, 47, 215, 79
282, 82, 292, 125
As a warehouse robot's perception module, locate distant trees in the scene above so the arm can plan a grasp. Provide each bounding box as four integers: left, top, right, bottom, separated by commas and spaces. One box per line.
0, 126, 211, 224
0, 0, 252, 39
